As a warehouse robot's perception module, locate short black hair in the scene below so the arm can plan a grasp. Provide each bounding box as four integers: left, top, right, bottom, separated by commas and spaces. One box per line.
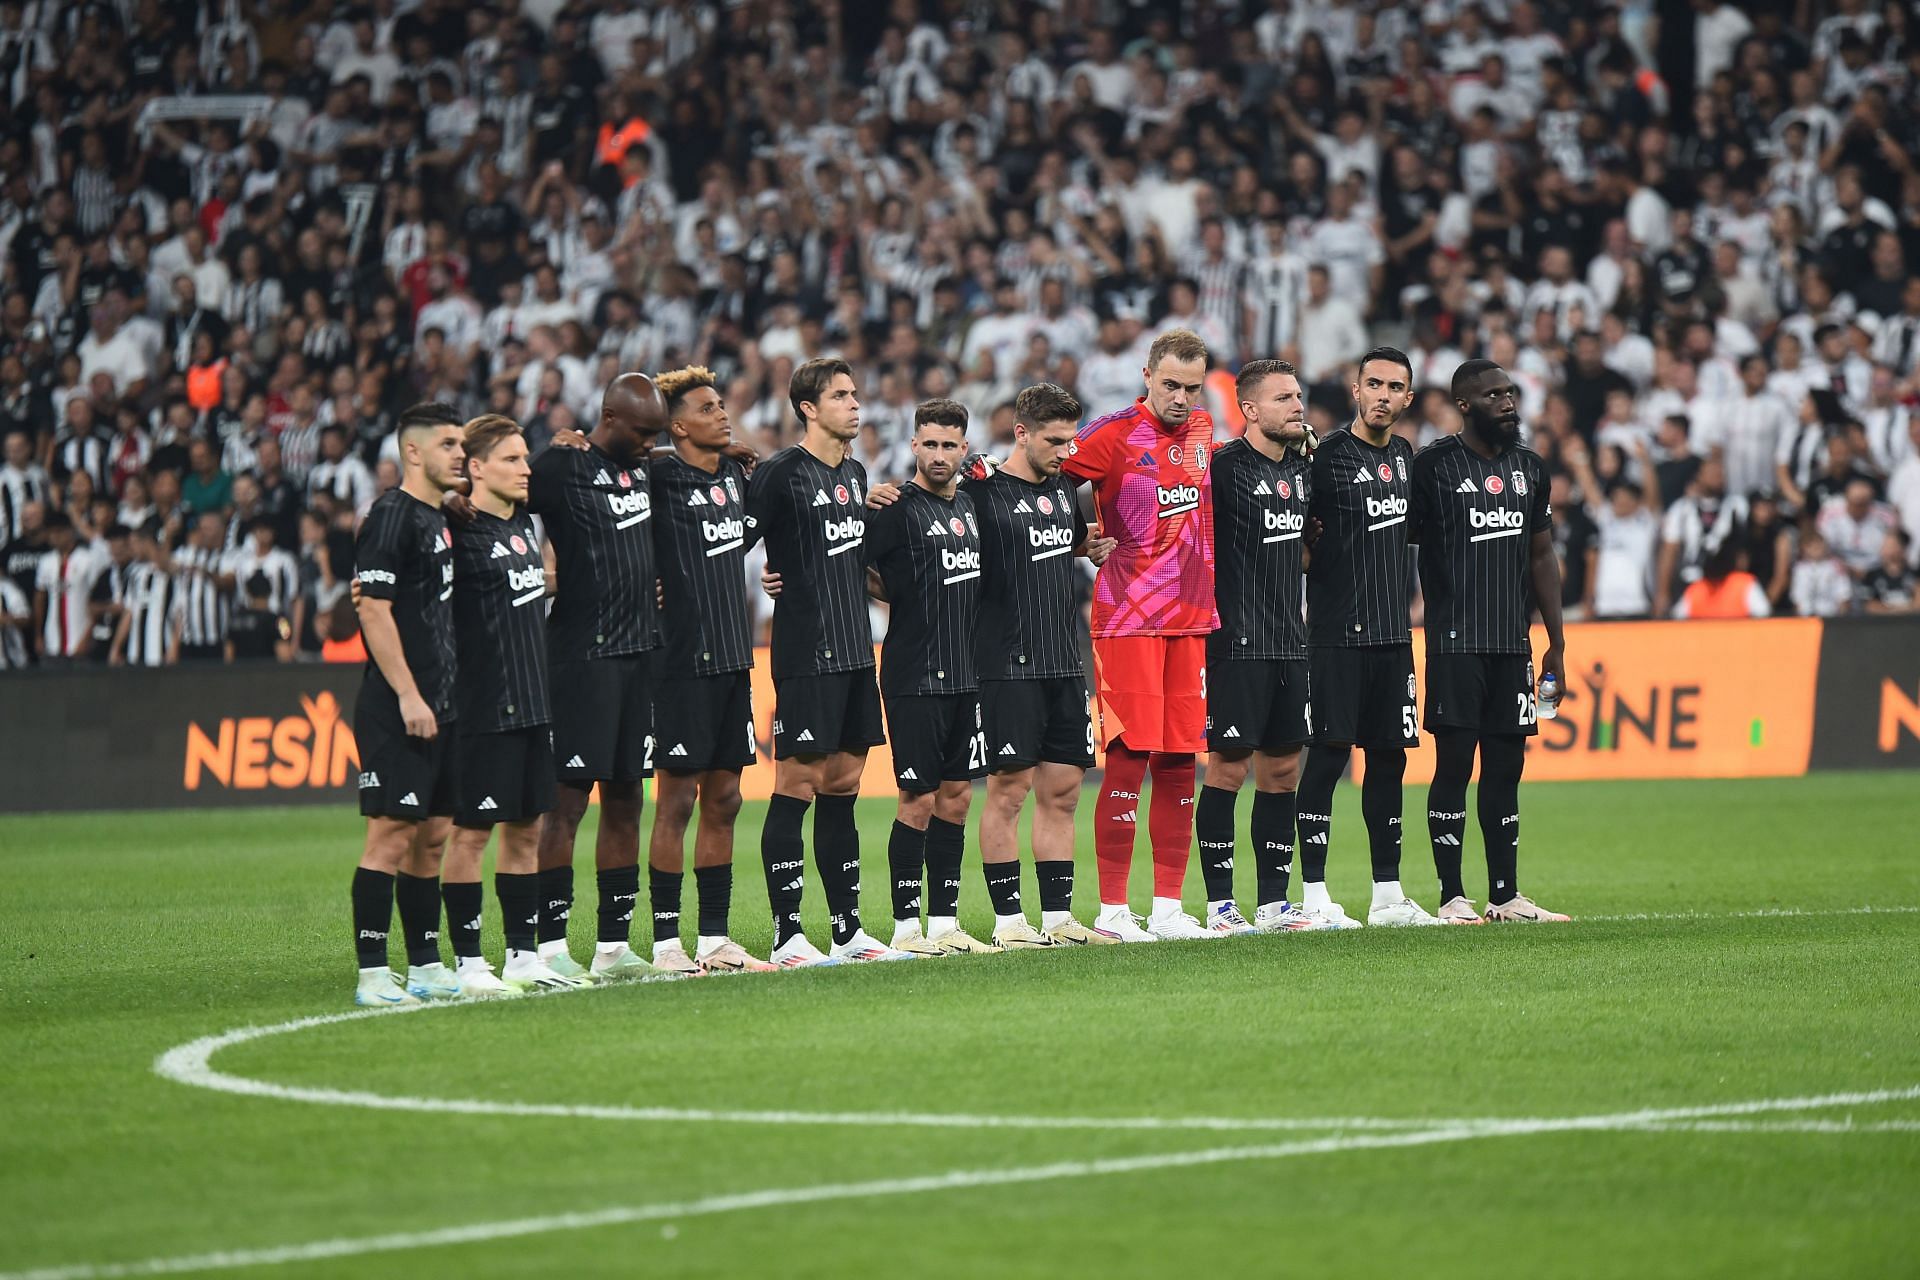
397, 401, 462, 439
914, 398, 969, 432
1357, 346, 1413, 380
789, 357, 855, 421
1450, 358, 1503, 399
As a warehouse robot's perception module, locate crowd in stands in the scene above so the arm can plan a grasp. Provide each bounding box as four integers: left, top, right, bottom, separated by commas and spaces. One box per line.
2, 0, 1919, 670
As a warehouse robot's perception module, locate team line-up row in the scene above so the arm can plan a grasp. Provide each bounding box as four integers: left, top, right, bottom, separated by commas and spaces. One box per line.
343, 330, 1569, 1008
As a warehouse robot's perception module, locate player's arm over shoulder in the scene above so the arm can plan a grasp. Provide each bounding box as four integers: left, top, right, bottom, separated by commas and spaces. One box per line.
1061, 412, 1122, 480
526, 445, 574, 514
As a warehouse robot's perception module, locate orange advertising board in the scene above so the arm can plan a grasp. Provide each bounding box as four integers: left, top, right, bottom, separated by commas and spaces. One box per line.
1353, 619, 1822, 784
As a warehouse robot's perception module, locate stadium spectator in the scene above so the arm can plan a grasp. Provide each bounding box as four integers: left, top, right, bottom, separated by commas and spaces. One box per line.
1791, 529, 1856, 617
0, 0, 1918, 673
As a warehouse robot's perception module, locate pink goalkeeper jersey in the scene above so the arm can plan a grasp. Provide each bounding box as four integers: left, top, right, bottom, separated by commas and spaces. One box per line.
1062, 398, 1218, 637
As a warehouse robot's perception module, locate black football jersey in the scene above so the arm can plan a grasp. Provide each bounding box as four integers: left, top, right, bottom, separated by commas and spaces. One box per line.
969, 468, 1088, 681
354, 488, 457, 720
867, 481, 982, 696
528, 443, 660, 662
1409, 435, 1553, 654
746, 445, 875, 679
451, 507, 550, 731
1306, 428, 1416, 647
1210, 438, 1311, 662
650, 453, 756, 677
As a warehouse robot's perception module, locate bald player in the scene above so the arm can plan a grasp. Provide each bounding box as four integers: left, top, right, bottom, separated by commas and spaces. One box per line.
527, 372, 675, 980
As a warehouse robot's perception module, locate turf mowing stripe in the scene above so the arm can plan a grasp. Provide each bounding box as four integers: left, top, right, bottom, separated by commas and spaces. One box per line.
15, 1088, 1920, 1280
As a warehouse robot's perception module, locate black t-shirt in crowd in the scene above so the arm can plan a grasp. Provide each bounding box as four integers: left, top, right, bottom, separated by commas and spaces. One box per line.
1210, 438, 1311, 663
1307, 428, 1416, 648
353, 488, 457, 721
528, 442, 660, 663
866, 480, 981, 697
1409, 434, 1553, 655
745, 444, 874, 679
968, 467, 1088, 681
451, 507, 551, 733
650, 453, 756, 678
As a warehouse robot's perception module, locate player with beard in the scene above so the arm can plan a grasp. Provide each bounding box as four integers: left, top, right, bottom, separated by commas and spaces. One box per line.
348, 403, 464, 1006
967, 383, 1117, 947
1295, 348, 1440, 929
529, 373, 669, 982
645, 367, 776, 973
864, 400, 998, 956
748, 358, 909, 966
1411, 360, 1570, 922
1192, 360, 1337, 934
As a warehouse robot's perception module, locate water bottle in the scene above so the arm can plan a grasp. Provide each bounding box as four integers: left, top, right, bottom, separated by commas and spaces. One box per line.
1538, 671, 1561, 721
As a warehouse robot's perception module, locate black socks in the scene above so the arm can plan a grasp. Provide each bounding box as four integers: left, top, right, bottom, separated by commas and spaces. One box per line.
1195, 784, 1237, 901
351, 867, 395, 968
596, 864, 639, 946
887, 820, 924, 921
442, 880, 483, 959
983, 860, 1023, 917
814, 793, 863, 946
1251, 788, 1298, 907
394, 871, 442, 967
1479, 734, 1525, 905
536, 864, 572, 945
495, 872, 537, 953
1361, 746, 1406, 883
649, 866, 681, 943
925, 817, 965, 918
1296, 746, 1347, 884
761, 792, 810, 948
695, 863, 731, 937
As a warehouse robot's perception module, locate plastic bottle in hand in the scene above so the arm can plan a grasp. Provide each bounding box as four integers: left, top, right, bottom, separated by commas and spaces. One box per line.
1538, 672, 1561, 720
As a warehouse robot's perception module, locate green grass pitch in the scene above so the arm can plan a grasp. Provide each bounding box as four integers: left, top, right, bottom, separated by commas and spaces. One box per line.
3, 772, 1918, 1279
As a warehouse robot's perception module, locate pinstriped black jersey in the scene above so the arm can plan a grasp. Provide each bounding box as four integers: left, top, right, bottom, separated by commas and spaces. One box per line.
1307, 428, 1415, 647
354, 488, 457, 720
746, 445, 874, 679
529, 443, 660, 662
1409, 435, 1553, 655
650, 454, 755, 677
1210, 438, 1311, 662
867, 482, 981, 696
968, 468, 1088, 681
451, 508, 550, 732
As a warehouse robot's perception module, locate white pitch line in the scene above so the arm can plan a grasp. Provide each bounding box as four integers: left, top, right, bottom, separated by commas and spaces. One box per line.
150, 903, 1920, 1134
1629, 1119, 1920, 1135
16, 1086, 1920, 1280
152, 1005, 1451, 1133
